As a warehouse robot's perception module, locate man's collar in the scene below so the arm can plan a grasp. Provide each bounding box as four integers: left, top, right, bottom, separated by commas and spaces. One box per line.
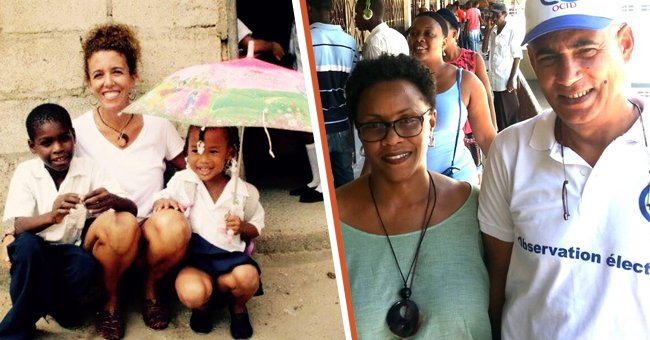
530, 97, 648, 152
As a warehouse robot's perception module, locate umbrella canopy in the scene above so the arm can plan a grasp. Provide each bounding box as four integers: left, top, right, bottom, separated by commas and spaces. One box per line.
123, 54, 311, 132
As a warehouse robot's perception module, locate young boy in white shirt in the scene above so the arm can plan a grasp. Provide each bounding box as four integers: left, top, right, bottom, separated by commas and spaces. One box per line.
0, 103, 137, 338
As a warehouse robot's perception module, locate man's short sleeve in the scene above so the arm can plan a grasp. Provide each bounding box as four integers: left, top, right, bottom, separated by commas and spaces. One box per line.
237, 19, 253, 43
510, 27, 523, 59
478, 136, 516, 242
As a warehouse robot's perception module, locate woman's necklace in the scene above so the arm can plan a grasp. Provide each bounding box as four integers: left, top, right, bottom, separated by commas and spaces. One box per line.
96, 107, 133, 147
368, 172, 437, 338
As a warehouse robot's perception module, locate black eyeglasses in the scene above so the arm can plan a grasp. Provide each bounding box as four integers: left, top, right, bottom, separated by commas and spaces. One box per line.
356, 108, 432, 142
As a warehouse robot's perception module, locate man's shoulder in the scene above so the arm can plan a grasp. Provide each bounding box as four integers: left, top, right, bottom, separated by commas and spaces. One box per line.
320, 29, 356, 44
383, 26, 406, 38
492, 110, 553, 151
376, 26, 408, 48
310, 22, 341, 31
311, 24, 356, 46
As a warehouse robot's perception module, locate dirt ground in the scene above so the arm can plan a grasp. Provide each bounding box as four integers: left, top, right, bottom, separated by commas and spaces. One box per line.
0, 250, 346, 339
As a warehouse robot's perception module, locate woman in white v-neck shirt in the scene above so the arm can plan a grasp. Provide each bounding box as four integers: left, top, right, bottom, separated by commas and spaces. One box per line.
73, 23, 189, 338
74, 113, 185, 219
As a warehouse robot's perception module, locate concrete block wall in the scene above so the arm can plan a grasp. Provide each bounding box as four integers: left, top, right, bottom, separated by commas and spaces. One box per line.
0, 0, 233, 227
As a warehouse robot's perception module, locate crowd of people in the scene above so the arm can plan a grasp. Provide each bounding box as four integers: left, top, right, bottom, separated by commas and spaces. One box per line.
314, 0, 523, 188
329, 0, 648, 338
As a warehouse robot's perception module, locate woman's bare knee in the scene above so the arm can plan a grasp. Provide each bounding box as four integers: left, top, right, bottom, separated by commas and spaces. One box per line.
143, 210, 190, 253
91, 210, 140, 256
109, 212, 140, 255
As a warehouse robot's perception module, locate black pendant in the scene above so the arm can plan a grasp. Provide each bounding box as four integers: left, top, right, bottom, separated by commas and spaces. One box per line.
386, 298, 420, 338
117, 133, 129, 147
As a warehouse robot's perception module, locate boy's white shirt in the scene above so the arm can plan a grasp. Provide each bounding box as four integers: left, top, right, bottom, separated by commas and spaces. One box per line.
154, 169, 264, 253
2, 156, 129, 245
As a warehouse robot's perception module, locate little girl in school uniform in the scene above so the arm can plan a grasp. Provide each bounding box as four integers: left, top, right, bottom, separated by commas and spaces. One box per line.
152, 125, 264, 339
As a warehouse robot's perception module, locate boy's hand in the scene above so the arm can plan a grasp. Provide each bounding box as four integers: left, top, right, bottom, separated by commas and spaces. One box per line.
153, 198, 185, 213
225, 213, 242, 235
51, 193, 82, 223
82, 187, 114, 215
2, 234, 14, 269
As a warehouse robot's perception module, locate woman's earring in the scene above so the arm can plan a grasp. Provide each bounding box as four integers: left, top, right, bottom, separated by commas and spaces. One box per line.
359, 146, 366, 157
87, 95, 98, 107
428, 133, 435, 147
442, 49, 446, 57
128, 89, 137, 101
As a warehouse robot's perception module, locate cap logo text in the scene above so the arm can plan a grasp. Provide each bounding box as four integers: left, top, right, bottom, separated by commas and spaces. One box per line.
541, 0, 578, 5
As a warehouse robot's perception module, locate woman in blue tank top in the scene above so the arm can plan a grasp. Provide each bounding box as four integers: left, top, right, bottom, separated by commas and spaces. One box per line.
408, 12, 496, 184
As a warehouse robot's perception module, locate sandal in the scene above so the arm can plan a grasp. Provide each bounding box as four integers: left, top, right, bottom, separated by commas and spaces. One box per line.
142, 299, 171, 330
189, 309, 213, 334
230, 312, 253, 339
95, 310, 125, 340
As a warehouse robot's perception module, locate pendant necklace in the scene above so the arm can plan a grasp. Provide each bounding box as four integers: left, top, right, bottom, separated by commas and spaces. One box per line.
97, 107, 133, 147
368, 172, 436, 338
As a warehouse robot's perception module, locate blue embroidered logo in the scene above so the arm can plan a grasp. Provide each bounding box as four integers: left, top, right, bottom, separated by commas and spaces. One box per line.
639, 185, 650, 222
540, 0, 579, 11
541, 0, 578, 5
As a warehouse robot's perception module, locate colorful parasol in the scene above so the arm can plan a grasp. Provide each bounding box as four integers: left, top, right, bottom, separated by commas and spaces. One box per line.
122, 47, 311, 132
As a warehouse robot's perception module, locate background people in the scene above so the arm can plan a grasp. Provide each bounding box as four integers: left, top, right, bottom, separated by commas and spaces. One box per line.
479, 1, 647, 338
438, 8, 496, 128
309, 0, 358, 188
482, 2, 522, 131
237, 19, 286, 61
354, 0, 409, 60
437, 7, 497, 167
237, 0, 296, 68
465, 1, 482, 52
408, 12, 495, 184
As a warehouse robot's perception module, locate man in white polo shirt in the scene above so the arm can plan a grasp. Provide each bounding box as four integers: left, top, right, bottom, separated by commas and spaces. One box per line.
482, 2, 522, 131
478, 0, 648, 339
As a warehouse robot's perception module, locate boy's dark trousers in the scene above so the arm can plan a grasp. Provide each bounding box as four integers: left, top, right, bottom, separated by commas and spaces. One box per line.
0, 232, 97, 340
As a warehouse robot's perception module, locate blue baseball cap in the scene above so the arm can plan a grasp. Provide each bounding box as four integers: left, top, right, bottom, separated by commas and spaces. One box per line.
522, 0, 616, 45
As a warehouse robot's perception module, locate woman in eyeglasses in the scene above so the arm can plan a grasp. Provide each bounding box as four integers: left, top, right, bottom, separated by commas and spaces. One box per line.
336, 54, 490, 339
408, 11, 496, 184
